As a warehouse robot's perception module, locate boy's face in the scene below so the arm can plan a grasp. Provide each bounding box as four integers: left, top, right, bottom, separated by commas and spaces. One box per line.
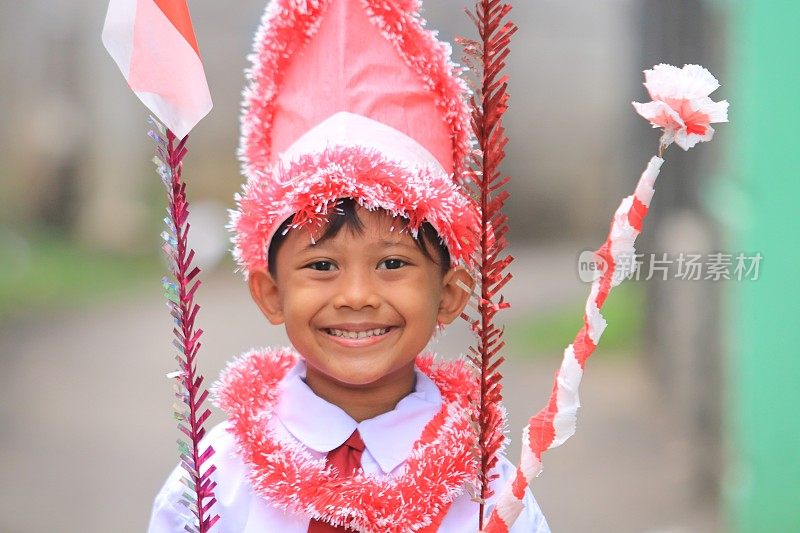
248, 206, 473, 391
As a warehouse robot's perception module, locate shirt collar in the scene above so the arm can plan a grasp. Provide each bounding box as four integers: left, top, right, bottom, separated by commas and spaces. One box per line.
275, 359, 443, 474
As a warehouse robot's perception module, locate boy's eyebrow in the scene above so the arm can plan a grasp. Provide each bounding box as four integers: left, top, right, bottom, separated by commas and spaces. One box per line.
301, 238, 416, 251
375, 238, 416, 250
302, 241, 324, 251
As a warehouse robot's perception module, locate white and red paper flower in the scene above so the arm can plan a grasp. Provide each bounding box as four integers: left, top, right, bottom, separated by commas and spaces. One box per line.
633, 64, 729, 150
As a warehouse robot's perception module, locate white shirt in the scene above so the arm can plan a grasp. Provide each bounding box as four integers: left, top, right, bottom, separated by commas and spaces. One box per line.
147, 360, 551, 532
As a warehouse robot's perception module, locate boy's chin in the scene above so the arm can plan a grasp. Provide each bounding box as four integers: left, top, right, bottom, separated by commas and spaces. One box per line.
309, 359, 414, 389
322, 365, 395, 388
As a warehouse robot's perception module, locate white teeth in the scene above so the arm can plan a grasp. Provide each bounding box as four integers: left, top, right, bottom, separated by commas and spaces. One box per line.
327, 328, 389, 339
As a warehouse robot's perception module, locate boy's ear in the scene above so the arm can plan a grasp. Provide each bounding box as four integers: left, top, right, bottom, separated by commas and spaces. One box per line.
248, 268, 285, 325
437, 267, 475, 325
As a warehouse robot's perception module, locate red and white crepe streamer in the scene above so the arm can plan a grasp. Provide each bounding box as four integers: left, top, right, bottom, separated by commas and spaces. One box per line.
482, 155, 664, 533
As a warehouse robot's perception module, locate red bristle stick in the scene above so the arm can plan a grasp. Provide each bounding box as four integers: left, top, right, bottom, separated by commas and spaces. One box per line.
457, 1, 518, 529
163, 128, 219, 532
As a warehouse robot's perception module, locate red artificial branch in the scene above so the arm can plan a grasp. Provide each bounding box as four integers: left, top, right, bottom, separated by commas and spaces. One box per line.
457, 1, 517, 529
154, 126, 220, 532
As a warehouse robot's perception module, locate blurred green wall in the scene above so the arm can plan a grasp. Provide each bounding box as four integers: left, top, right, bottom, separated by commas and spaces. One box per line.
723, 0, 800, 530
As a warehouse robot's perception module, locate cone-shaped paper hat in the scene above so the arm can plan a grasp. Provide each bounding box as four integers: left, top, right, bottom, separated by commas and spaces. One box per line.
230, 0, 480, 277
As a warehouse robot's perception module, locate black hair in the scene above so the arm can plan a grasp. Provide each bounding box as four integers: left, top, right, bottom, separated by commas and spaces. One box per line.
267, 197, 450, 279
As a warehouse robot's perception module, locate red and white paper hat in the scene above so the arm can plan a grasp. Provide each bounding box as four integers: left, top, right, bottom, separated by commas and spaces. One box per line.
229, 0, 480, 278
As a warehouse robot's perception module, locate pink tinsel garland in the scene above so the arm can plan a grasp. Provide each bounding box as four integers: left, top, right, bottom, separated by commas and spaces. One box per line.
211, 346, 503, 532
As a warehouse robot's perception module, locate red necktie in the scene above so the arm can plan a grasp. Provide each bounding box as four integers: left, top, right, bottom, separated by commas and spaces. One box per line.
308, 429, 366, 532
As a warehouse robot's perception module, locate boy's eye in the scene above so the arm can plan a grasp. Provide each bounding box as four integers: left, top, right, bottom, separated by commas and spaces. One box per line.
307, 260, 337, 271
379, 258, 406, 270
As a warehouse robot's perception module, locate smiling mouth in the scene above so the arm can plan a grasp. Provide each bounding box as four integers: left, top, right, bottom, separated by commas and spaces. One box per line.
322, 327, 396, 339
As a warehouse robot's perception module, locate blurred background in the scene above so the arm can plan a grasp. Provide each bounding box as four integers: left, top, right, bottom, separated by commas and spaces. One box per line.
1, 0, 797, 531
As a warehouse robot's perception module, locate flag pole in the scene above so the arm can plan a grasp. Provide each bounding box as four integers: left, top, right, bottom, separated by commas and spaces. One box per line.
150, 122, 220, 532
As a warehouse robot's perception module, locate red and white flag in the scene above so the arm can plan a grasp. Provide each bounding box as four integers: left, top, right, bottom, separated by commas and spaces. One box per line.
102, 0, 212, 138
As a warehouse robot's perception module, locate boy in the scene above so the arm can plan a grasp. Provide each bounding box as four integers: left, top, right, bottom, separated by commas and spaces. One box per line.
148, 0, 551, 530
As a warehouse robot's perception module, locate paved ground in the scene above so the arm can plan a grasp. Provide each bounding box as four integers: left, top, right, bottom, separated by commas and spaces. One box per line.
0, 244, 719, 532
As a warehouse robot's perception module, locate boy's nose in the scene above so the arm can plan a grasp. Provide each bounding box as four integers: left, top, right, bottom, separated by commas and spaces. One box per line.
332, 269, 381, 310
